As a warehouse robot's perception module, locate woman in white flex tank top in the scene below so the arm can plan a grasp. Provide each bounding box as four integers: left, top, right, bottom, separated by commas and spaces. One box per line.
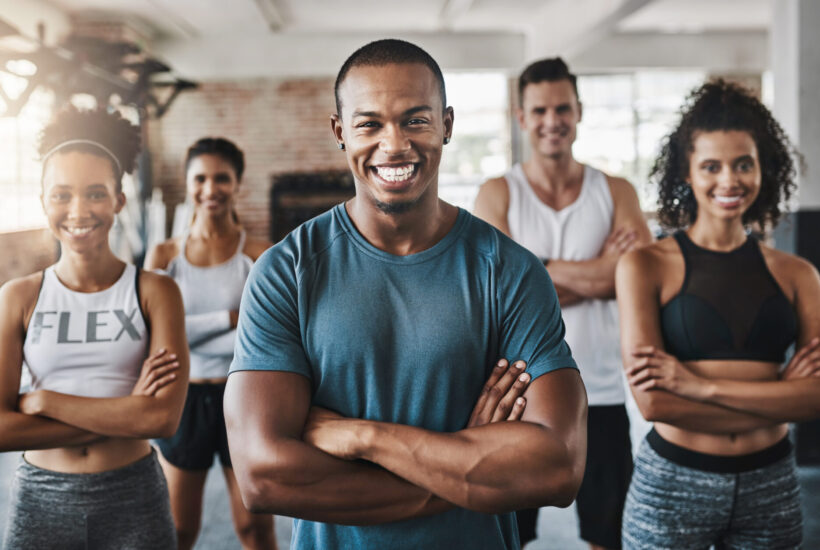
0, 107, 190, 548
145, 137, 275, 550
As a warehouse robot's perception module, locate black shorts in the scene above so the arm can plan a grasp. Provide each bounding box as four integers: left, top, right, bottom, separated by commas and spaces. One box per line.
576, 403, 633, 549
515, 404, 632, 548
155, 383, 232, 470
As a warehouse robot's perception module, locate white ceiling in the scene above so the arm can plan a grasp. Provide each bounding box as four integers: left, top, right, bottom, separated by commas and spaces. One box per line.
618, 0, 772, 33
1, 0, 772, 78
42, 0, 771, 39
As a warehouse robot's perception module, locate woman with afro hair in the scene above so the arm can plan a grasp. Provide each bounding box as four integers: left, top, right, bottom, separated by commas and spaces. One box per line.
0, 105, 188, 549
617, 79, 820, 549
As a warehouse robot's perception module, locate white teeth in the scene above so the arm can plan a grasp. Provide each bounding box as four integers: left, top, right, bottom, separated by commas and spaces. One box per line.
65, 226, 94, 235
715, 195, 742, 205
376, 164, 415, 182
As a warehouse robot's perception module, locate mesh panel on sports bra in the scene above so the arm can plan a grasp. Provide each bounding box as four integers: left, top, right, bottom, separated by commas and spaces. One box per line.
660, 232, 796, 362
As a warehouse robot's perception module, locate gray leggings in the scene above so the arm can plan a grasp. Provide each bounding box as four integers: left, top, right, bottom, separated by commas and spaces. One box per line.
623, 434, 802, 550
2, 449, 176, 550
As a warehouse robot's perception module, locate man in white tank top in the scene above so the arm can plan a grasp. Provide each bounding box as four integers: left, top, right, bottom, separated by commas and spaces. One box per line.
474, 58, 652, 550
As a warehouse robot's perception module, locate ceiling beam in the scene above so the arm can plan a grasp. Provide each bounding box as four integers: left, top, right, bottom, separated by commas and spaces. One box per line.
569, 30, 768, 73
155, 31, 526, 79
439, 0, 475, 30
0, 0, 71, 46
564, 0, 656, 57
251, 0, 288, 33
0, 16, 18, 38
527, 0, 656, 61
144, 0, 199, 39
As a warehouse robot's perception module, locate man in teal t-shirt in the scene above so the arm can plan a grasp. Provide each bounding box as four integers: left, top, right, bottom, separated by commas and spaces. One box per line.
225, 39, 587, 550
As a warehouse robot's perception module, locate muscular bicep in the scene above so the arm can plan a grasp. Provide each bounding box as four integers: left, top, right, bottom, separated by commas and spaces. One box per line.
521, 368, 587, 448
473, 178, 511, 237
224, 370, 312, 494
610, 178, 653, 246
225, 370, 311, 445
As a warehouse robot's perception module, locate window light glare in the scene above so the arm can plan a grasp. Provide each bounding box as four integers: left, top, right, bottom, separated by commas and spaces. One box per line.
5, 59, 37, 76
0, 35, 39, 53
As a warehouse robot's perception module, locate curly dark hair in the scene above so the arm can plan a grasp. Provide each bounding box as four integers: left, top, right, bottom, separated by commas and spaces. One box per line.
653, 79, 799, 230
38, 105, 141, 192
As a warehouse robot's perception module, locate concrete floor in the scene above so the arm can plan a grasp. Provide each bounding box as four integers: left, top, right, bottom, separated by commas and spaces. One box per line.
0, 450, 818, 549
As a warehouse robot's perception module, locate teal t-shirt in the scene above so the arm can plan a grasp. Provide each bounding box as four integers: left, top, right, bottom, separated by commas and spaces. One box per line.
231, 204, 577, 550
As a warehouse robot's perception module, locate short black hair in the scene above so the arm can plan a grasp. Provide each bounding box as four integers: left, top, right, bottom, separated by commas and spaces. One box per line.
654, 79, 800, 230
518, 57, 578, 106
185, 137, 245, 181
334, 39, 447, 116
39, 106, 141, 192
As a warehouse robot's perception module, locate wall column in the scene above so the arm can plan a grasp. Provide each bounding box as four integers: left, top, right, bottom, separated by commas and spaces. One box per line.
771, 0, 820, 464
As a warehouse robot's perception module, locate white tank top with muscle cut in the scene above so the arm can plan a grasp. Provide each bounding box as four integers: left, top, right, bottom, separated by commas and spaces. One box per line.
166, 230, 253, 379
23, 264, 148, 398
505, 163, 624, 405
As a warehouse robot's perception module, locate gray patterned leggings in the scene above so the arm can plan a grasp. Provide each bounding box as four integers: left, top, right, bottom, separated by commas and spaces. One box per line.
2, 449, 176, 550
622, 431, 802, 550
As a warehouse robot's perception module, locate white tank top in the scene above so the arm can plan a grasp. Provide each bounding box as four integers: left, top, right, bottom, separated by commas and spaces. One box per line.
23, 264, 149, 398
505, 163, 624, 405
166, 231, 253, 379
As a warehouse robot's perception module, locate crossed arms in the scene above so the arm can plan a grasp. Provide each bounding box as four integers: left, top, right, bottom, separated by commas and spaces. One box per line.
616, 245, 820, 433
224, 362, 586, 525
0, 272, 189, 452
474, 175, 652, 307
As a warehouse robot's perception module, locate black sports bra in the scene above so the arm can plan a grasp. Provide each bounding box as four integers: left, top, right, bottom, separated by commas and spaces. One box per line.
659, 231, 797, 362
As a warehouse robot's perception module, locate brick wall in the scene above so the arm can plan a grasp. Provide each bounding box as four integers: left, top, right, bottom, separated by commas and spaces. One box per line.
149, 78, 349, 241
0, 229, 58, 286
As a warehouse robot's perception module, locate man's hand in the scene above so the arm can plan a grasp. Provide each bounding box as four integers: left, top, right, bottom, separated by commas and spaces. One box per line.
467, 359, 529, 427
303, 407, 363, 460
601, 227, 638, 259
131, 348, 180, 397
782, 337, 820, 380
303, 359, 532, 461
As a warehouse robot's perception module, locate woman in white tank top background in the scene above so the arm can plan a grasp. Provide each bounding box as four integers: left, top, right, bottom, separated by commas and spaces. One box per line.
0, 106, 189, 548
145, 137, 275, 550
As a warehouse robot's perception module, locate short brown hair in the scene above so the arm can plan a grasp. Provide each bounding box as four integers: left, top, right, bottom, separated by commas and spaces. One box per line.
518, 57, 578, 106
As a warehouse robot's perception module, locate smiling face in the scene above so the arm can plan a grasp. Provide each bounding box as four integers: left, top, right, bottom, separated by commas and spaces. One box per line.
688, 130, 761, 223
186, 153, 240, 220
518, 79, 581, 160
41, 151, 124, 254
332, 62, 453, 215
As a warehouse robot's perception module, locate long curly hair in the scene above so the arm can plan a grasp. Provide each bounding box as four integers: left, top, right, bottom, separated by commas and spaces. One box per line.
653, 79, 799, 230
38, 106, 141, 192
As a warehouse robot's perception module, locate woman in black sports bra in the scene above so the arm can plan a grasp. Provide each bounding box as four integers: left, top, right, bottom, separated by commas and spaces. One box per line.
617, 80, 820, 549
